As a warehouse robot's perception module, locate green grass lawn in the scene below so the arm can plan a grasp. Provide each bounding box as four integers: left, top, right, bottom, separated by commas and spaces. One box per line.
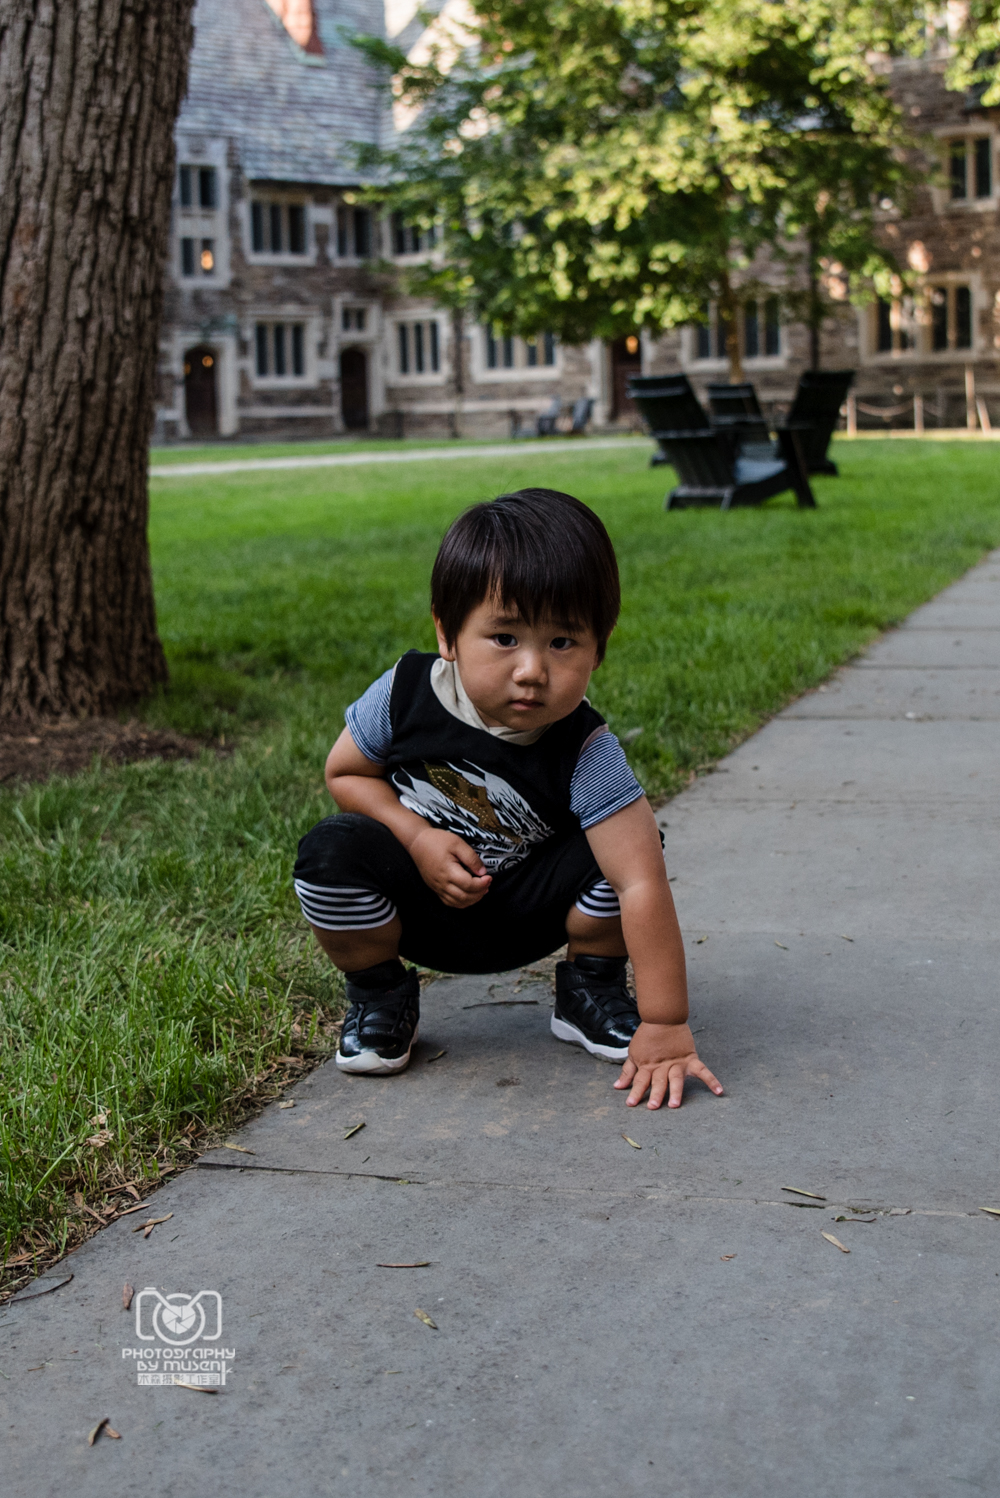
2, 438, 998, 1282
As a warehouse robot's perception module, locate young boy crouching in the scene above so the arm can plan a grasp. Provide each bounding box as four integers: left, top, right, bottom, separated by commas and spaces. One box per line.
294, 488, 723, 1110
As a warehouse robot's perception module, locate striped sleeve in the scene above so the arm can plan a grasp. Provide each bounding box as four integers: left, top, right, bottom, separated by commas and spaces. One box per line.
343, 664, 396, 764
569, 727, 645, 830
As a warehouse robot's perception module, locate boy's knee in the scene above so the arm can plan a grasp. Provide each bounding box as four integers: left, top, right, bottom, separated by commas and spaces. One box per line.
294, 811, 395, 881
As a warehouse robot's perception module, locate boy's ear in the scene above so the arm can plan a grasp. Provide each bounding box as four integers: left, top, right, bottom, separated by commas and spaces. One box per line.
432, 612, 456, 661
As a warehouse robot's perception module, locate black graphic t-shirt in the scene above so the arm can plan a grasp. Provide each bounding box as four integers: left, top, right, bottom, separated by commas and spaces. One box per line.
383, 652, 607, 872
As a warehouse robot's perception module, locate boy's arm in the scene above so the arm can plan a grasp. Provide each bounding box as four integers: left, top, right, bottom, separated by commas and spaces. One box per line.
325, 728, 492, 908
585, 796, 723, 1110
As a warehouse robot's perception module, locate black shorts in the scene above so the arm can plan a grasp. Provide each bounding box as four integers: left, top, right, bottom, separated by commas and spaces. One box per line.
293, 813, 604, 973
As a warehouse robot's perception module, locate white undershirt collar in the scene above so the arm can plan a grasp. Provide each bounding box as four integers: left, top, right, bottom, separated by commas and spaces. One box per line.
429, 657, 550, 746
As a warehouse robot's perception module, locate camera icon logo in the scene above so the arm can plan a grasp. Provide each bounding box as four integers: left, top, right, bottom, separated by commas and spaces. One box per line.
134, 1289, 222, 1345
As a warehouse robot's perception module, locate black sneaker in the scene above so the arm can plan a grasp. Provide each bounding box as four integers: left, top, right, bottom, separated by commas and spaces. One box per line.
551, 955, 640, 1062
337, 966, 420, 1075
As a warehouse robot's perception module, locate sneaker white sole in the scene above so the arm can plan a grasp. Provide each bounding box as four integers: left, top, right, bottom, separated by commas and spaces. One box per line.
335, 1027, 417, 1076
550, 1014, 629, 1063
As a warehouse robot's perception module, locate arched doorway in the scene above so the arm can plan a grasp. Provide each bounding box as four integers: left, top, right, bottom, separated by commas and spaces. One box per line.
340, 347, 369, 430
184, 345, 218, 437
610, 335, 642, 422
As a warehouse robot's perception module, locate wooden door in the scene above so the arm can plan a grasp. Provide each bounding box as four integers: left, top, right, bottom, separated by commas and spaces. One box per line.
184, 345, 218, 437
340, 348, 369, 430
610, 335, 642, 420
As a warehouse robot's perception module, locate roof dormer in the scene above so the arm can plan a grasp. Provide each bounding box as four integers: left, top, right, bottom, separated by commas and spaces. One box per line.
263, 0, 323, 55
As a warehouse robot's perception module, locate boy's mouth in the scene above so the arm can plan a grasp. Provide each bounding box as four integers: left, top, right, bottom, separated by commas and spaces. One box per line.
510, 697, 544, 711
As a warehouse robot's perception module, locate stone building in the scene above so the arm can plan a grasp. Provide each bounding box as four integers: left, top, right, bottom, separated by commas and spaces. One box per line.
157, 1, 1000, 441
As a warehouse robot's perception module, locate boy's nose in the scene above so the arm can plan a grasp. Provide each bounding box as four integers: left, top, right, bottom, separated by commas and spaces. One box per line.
513, 651, 547, 684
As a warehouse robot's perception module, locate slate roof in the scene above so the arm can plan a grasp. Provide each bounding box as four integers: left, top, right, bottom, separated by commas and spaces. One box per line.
178, 0, 388, 185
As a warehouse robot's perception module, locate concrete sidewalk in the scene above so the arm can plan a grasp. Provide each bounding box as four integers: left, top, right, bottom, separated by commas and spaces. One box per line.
3, 551, 1000, 1498
148, 436, 639, 479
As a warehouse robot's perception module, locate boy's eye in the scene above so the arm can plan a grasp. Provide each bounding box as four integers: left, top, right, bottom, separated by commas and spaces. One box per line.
493, 633, 518, 647
550, 637, 575, 651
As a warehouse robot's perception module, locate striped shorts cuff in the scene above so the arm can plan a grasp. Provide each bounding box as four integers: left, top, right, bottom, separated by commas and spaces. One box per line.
574, 878, 621, 920
294, 880, 397, 932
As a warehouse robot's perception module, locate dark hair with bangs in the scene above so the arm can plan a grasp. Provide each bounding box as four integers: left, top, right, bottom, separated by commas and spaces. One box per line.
431, 489, 620, 661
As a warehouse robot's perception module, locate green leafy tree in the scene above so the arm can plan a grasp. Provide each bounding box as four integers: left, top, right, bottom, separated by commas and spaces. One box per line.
946, 1, 1000, 106
356, 0, 922, 378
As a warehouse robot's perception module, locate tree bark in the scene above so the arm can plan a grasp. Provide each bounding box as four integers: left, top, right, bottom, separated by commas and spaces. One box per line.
0, 0, 195, 720
807, 233, 821, 371
718, 271, 744, 383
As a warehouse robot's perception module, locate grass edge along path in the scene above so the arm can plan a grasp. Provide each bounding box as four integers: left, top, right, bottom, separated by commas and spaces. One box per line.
2, 439, 999, 1297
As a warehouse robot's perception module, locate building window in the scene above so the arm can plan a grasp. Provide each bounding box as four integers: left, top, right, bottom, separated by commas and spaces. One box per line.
179, 164, 216, 209
692, 301, 780, 360
874, 297, 916, 353
948, 137, 994, 201
342, 307, 367, 331
337, 206, 372, 258
391, 213, 437, 254
927, 284, 973, 351
485, 328, 556, 370
180, 237, 216, 278
254, 322, 307, 378
397, 320, 440, 375
250, 201, 308, 255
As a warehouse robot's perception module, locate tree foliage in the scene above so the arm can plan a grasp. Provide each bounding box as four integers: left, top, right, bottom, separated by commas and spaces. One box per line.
356, 0, 924, 373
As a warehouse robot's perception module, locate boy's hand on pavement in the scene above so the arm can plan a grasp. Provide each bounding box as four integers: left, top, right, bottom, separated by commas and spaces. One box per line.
409, 828, 492, 908
615, 1021, 724, 1110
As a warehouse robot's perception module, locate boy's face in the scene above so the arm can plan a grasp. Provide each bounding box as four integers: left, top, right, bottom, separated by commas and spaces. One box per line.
434, 597, 601, 731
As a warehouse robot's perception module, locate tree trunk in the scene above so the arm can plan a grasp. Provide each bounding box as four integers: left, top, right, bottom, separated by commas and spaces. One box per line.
0, 0, 196, 720
807, 233, 821, 370
718, 273, 744, 383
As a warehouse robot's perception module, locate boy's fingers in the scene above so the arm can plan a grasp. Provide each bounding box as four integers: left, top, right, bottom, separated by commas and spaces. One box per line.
626, 1066, 653, 1107
690, 1058, 724, 1096
667, 1064, 687, 1108
645, 1068, 670, 1110
614, 1057, 637, 1090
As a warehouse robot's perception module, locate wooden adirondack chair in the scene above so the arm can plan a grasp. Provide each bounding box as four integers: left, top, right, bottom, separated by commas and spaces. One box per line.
781, 370, 855, 475
626, 375, 709, 464
653, 428, 816, 510
706, 382, 774, 459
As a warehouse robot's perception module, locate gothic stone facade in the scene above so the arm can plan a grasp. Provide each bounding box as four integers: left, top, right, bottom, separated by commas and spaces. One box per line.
158, 3, 1000, 441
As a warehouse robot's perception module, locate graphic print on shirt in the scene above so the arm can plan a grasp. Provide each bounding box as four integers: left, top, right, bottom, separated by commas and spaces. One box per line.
391, 760, 553, 871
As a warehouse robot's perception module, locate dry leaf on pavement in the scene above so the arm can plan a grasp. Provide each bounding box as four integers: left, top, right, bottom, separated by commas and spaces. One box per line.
278, 1100, 296, 1110
774, 941, 789, 949
132, 1214, 172, 1237
720, 1254, 737, 1261
172, 1381, 218, 1394
122, 1283, 134, 1311
87, 1418, 110, 1446
426, 1050, 447, 1062
343, 1122, 366, 1139
781, 1187, 826, 1200
414, 1308, 437, 1329
377, 1261, 430, 1268
821, 1232, 850, 1253
622, 1135, 641, 1149
980, 1206, 1000, 1218
220, 1143, 255, 1155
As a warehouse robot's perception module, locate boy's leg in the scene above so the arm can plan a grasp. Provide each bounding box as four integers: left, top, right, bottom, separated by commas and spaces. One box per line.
551, 893, 639, 1063
295, 817, 422, 1076
309, 915, 403, 973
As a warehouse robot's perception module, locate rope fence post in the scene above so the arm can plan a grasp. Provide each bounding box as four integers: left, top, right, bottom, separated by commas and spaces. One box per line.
966, 366, 977, 431
846, 392, 857, 436
976, 397, 992, 433
913, 394, 924, 434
